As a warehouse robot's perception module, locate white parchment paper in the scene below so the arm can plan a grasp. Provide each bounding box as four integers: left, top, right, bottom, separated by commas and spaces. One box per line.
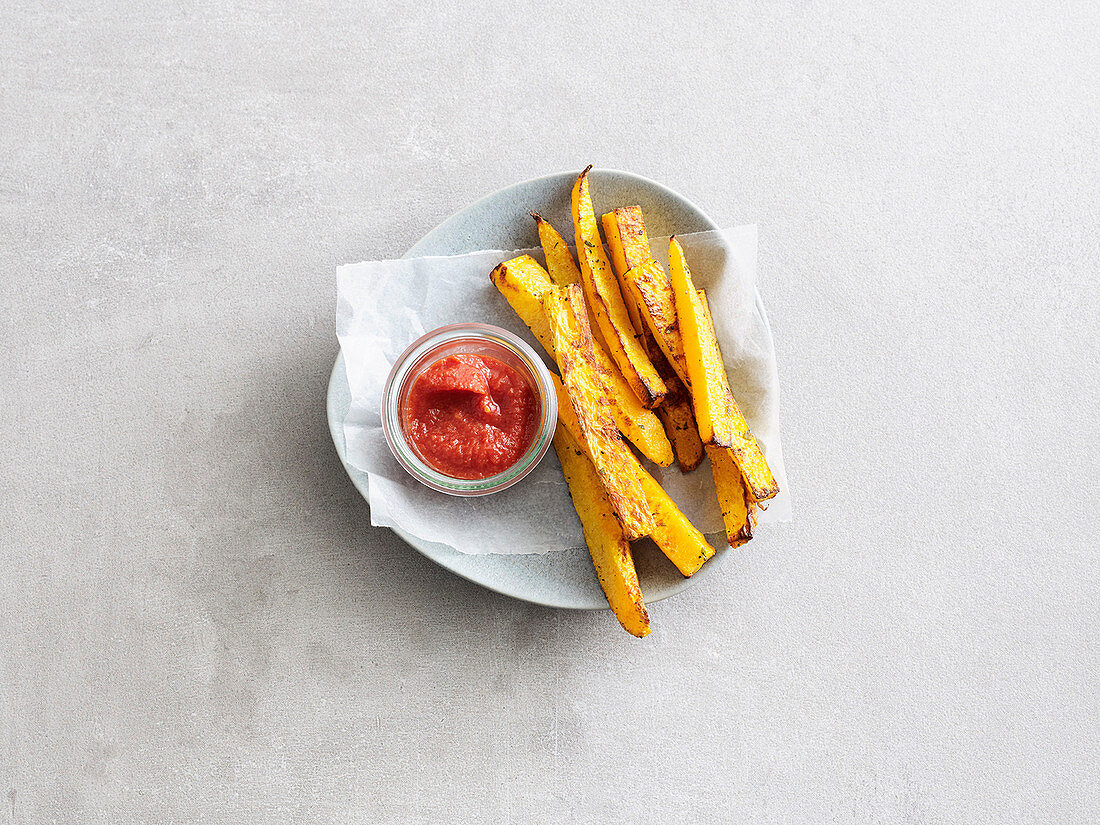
336, 225, 790, 554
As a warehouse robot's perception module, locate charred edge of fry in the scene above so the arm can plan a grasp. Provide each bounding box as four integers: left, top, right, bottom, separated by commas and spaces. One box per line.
733, 488, 757, 546
581, 163, 593, 176
706, 441, 755, 550
741, 438, 780, 501
730, 519, 753, 548
746, 488, 759, 527
663, 406, 705, 473
632, 369, 664, 407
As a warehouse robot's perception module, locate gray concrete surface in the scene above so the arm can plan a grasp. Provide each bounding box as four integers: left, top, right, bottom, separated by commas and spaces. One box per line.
2, 1, 1097, 822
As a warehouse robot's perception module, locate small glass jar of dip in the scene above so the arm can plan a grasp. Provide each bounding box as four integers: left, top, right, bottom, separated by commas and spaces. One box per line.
380, 323, 557, 496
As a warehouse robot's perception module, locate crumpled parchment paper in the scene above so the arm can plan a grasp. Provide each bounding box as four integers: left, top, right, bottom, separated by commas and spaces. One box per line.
336, 225, 790, 554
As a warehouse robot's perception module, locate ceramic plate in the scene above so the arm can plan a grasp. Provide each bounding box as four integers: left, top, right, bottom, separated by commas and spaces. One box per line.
326, 169, 774, 609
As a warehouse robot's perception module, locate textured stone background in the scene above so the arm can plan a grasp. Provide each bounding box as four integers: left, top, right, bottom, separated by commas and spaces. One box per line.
1, 1, 1097, 822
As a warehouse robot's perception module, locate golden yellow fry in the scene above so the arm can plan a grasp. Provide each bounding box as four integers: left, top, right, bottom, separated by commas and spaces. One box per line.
553, 423, 650, 638
600, 205, 683, 438
668, 235, 778, 501
602, 207, 692, 388
532, 212, 582, 287
545, 284, 656, 540
572, 167, 666, 408
669, 238, 731, 444
601, 209, 649, 338
624, 258, 692, 387
489, 255, 556, 353
603, 206, 652, 272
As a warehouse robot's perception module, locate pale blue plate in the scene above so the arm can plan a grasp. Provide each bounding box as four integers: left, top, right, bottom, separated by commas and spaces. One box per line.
326, 169, 773, 609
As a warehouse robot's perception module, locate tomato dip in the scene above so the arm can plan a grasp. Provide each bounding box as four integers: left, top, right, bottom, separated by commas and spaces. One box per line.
402, 353, 539, 480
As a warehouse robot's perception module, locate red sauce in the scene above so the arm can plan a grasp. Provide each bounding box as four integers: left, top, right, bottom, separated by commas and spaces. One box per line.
403, 353, 539, 480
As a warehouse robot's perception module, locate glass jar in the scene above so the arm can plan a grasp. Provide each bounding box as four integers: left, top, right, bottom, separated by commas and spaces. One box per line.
380, 323, 557, 496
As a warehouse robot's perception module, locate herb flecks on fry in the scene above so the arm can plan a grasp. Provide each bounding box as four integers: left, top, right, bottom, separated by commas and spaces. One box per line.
545, 284, 656, 541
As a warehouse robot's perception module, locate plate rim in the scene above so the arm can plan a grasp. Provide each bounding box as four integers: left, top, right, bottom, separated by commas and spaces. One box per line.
326, 168, 774, 609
